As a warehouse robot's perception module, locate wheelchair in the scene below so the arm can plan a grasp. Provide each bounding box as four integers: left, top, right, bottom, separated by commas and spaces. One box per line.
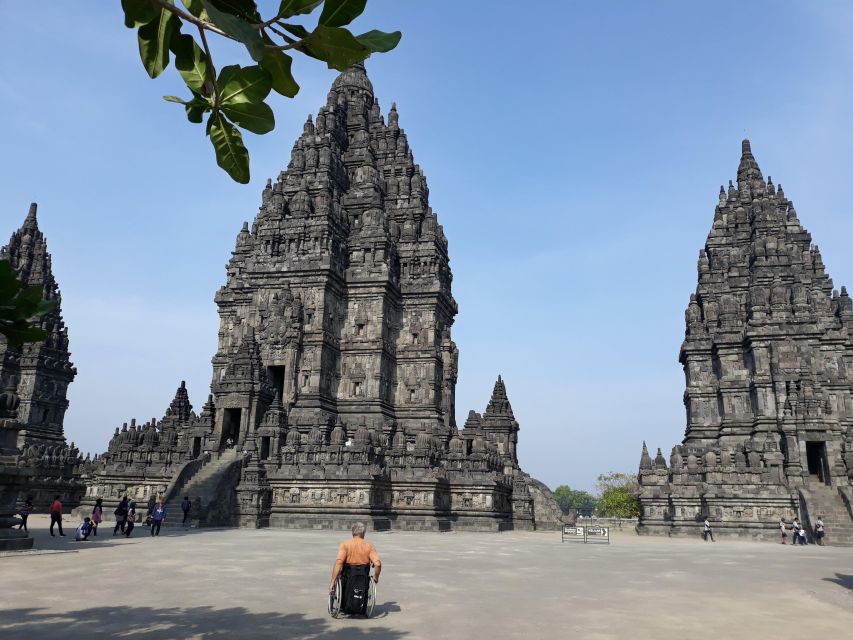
328, 564, 377, 618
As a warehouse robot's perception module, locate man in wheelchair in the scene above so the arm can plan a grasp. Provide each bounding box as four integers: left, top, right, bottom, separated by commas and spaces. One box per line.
328, 522, 382, 616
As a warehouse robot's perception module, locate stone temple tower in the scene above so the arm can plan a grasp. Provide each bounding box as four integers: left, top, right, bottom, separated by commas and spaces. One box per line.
82, 65, 562, 532
638, 141, 853, 543
0, 204, 85, 508
209, 62, 459, 451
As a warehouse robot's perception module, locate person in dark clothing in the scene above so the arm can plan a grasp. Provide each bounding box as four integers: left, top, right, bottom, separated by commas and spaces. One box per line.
125, 501, 136, 537
113, 497, 129, 535
181, 496, 192, 527
150, 500, 166, 536
145, 495, 156, 526
49, 495, 65, 537
18, 497, 33, 532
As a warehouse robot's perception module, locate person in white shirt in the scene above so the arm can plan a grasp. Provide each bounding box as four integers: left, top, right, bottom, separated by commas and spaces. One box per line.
779, 519, 787, 544
74, 517, 93, 542
703, 518, 715, 542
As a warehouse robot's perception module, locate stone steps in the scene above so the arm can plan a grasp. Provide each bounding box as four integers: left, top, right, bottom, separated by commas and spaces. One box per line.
799, 486, 853, 547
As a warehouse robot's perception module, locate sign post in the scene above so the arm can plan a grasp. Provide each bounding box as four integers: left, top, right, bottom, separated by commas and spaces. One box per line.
561, 524, 610, 545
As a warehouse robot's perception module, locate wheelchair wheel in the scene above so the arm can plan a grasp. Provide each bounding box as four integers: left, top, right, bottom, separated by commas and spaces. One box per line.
365, 578, 376, 618
328, 577, 343, 618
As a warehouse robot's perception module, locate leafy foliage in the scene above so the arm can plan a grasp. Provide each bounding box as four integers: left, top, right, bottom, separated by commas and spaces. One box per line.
594, 472, 640, 518
120, 0, 402, 183
0, 260, 56, 347
553, 485, 598, 516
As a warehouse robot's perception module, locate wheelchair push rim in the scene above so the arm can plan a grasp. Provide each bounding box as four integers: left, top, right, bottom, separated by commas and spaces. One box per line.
327, 577, 343, 618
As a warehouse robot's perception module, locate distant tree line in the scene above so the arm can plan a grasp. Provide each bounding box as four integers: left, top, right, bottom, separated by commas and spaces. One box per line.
554, 471, 640, 519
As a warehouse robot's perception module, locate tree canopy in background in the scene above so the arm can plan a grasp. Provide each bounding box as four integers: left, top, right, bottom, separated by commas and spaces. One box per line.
121, 0, 401, 182
553, 485, 598, 516
594, 471, 641, 518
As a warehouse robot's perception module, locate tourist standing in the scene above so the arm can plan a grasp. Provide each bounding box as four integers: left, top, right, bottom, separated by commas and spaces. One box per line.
49, 495, 65, 537
798, 523, 808, 545
18, 497, 33, 533
703, 517, 715, 542
145, 495, 156, 526
125, 501, 136, 538
91, 498, 103, 537
150, 500, 166, 536
113, 497, 129, 535
779, 518, 787, 544
791, 519, 802, 545
815, 517, 826, 546
181, 496, 192, 527
74, 517, 93, 542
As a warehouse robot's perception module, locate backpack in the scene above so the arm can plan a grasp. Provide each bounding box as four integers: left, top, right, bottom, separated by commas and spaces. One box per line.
342, 565, 371, 614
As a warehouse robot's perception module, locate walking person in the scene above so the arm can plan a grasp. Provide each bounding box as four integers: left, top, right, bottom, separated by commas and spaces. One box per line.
49, 495, 65, 537
815, 516, 826, 546
17, 497, 33, 532
91, 498, 103, 537
150, 499, 166, 537
703, 517, 715, 542
145, 495, 156, 527
125, 501, 136, 538
113, 496, 128, 536
779, 518, 787, 544
181, 496, 192, 528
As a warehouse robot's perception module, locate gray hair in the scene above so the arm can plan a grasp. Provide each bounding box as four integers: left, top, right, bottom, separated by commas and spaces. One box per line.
351, 522, 366, 536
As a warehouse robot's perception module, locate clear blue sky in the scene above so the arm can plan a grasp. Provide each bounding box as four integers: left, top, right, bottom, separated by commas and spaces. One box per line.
3, 1, 853, 492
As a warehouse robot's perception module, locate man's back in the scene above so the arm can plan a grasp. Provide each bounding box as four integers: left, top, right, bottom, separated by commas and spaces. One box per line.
336, 536, 380, 566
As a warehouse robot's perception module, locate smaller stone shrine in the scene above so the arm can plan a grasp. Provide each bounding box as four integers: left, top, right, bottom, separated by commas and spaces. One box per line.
638, 141, 853, 544
0, 204, 88, 512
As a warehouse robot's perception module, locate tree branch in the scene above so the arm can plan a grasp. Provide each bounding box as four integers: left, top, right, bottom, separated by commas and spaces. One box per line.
149, 0, 234, 41
197, 25, 220, 107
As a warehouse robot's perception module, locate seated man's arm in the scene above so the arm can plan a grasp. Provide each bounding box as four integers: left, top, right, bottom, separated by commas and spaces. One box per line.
329, 543, 347, 593
369, 545, 381, 583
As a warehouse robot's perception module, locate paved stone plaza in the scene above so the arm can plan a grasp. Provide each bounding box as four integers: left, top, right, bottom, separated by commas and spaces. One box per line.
0, 516, 850, 639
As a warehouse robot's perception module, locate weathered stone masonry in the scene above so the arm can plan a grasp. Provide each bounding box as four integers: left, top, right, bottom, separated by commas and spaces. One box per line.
80, 65, 561, 532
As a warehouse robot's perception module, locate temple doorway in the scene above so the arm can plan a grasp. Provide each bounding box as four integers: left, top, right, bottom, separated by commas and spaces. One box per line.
191, 437, 201, 459
267, 365, 286, 401
805, 441, 829, 486
221, 408, 242, 450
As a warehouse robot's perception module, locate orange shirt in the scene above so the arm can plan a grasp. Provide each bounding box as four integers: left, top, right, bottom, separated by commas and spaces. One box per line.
336, 537, 380, 566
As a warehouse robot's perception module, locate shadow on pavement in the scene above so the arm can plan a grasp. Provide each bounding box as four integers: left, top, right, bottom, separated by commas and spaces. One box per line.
824, 573, 853, 591
0, 606, 409, 639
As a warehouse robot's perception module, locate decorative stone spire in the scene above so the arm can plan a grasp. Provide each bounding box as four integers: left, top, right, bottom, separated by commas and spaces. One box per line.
736, 138, 764, 187
484, 375, 515, 420
639, 441, 652, 470
163, 380, 193, 423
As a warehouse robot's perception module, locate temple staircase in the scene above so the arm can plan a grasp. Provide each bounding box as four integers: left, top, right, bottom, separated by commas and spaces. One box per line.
164, 449, 245, 527
798, 484, 853, 547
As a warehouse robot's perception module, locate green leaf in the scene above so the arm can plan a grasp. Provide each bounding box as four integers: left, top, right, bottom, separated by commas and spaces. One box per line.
207, 112, 250, 183
170, 33, 209, 91
182, 0, 209, 19
356, 29, 401, 53
222, 101, 275, 134
278, 0, 323, 19
0, 259, 55, 347
163, 95, 189, 104
218, 65, 272, 104
297, 26, 371, 71
121, 0, 161, 28
137, 8, 179, 78
281, 23, 309, 39
186, 104, 207, 123
260, 41, 299, 98
319, 0, 366, 28
208, 0, 260, 20
201, 0, 265, 62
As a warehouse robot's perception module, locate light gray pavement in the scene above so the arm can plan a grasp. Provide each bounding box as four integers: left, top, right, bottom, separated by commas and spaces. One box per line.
0, 515, 851, 639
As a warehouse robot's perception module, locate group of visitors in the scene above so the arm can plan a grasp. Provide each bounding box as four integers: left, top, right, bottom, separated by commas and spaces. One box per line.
701, 516, 828, 545
17, 494, 196, 542
780, 517, 826, 545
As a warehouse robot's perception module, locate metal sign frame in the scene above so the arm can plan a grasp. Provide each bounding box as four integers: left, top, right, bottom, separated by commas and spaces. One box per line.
561, 524, 610, 545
